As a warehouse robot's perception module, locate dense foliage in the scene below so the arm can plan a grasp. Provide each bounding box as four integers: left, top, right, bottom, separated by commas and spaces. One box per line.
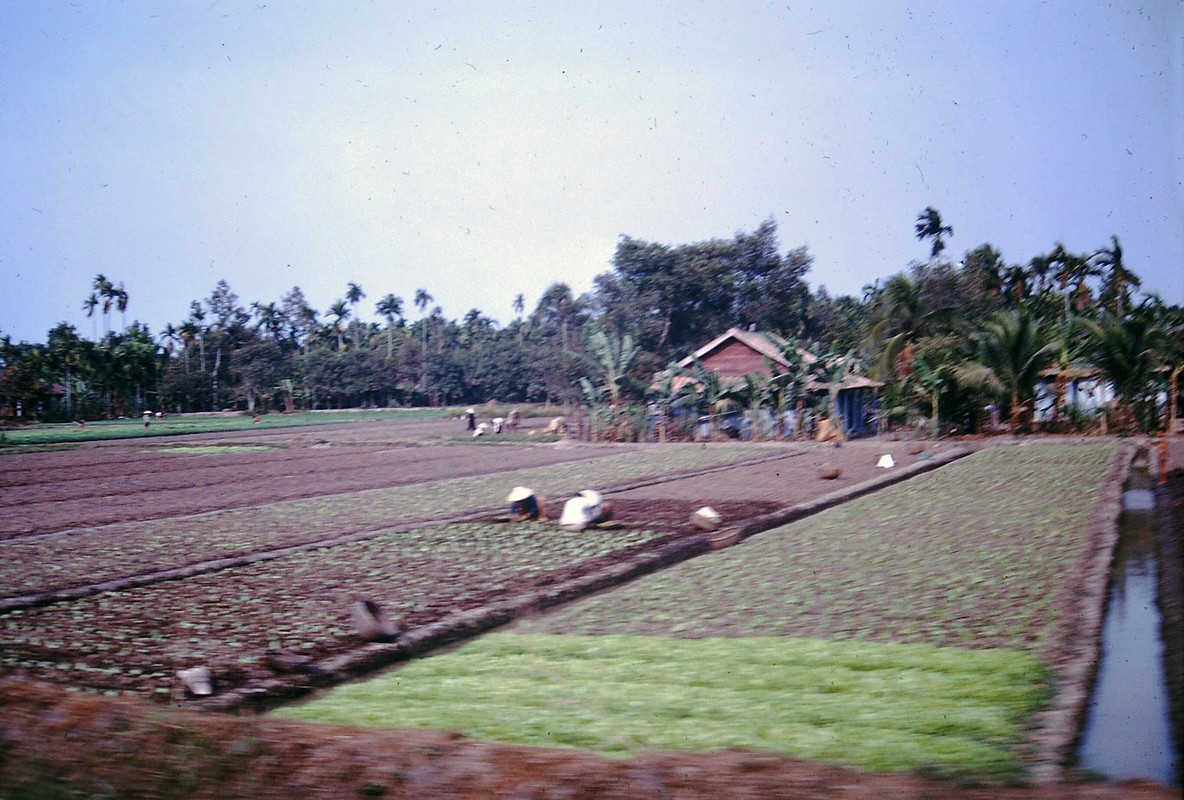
2, 214, 1181, 433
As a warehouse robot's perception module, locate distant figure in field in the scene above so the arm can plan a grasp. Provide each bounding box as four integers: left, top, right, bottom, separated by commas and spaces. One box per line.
142, 410, 152, 428
506, 408, 520, 433
465, 407, 476, 431
507, 486, 546, 521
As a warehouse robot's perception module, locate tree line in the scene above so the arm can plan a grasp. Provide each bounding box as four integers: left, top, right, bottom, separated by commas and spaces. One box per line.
2, 212, 1181, 436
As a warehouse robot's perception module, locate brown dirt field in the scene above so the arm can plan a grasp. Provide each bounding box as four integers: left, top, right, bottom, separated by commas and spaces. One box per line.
0, 419, 590, 538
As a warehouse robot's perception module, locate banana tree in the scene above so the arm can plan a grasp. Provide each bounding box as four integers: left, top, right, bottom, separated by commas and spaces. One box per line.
646, 361, 699, 441
567, 326, 639, 411
910, 355, 952, 438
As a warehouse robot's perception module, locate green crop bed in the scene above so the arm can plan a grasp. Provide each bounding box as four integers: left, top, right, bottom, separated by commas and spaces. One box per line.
275, 632, 1047, 781
518, 443, 1118, 652
0, 409, 445, 447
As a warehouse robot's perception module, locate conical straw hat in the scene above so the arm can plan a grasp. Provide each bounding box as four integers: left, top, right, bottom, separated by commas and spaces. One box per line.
507, 486, 534, 502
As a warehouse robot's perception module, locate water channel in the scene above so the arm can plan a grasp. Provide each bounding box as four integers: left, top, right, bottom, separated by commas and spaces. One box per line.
1075, 469, 1180, 787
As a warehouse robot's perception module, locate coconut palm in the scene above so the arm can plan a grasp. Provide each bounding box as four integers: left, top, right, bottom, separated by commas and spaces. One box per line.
177, 320, 197, 376
251, 302, 282, 340
955, 310, 1058, 433
328, 299, 351, 350
187, 301, 207, 372
1048, 243, 1098, 319
914, 206, 953, 259
91, 274, 115, 335
346, 282, 366, 349
114, 283, 129, 331
414, 288, 433, 345
1079, 311, 1165, 432
82, 293, 100, 339
910, 354, 953, 438
159, 323, 180, 357
375, 294, 404, 360
1094, 235, 1141, 317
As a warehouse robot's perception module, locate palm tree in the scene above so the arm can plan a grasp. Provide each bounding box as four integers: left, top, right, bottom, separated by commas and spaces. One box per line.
1094, 235, 1141, 317
114, 282, 129, 331
328, 299, 351, 350
92, 274, 114, 335
187, 301, 207, 372
177, 320, 198, 376
1048, 243, 1098, 319
251, 302, 282, 340
82, 293, 100, 339
375, 294, 404, 360
512, 293, 525, 319
414, 288, 433, 345
911, 354, 953, 438
865, 273, 946, 382
1001, 263, 1030, 308
159, 323, 180, 358
914, 207, 953, 259
346, 282, 366, 349
955, 310, 1057, 433
1079, 311, 1164, 432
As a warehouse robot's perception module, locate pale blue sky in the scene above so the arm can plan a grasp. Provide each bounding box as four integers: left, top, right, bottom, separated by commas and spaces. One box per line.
2, 1, 1181, 343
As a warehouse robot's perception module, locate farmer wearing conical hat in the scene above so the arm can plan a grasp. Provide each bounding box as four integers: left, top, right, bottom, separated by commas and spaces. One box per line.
507, 486, 546, 521
558, 489, 614, 531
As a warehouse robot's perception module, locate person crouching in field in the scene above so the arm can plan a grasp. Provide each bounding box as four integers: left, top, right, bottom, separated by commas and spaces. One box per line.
558, 490, 613, 531
507, 486, 546, 521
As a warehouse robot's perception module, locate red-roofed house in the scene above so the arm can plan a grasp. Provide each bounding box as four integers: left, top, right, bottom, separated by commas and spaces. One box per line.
671, 327, 881, 436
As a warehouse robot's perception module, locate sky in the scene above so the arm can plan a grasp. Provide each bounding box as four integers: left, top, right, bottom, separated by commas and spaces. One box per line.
1, 1, 1181, 344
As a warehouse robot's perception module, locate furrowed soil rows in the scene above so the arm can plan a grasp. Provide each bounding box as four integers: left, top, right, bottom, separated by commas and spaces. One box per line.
0, 446, 784, 600
0, 425, 934, 698
1, 429, 591, 538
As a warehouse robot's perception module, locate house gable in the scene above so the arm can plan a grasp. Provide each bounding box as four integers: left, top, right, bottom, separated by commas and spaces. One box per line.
675, 327, 815, 379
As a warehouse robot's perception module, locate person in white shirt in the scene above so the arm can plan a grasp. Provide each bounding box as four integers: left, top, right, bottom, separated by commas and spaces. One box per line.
558, 490, 613, 531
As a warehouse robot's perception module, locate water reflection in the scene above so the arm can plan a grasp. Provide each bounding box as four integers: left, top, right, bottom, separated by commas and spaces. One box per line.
1076, 494, 1178, 786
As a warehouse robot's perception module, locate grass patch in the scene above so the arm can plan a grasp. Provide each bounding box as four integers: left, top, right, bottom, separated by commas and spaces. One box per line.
143, 444, 279, 455
274, 632, 1047, 781
0, 409, 446, 447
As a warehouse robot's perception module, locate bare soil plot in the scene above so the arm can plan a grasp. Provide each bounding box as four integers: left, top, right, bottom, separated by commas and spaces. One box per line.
0, 446, 790, 601
0, 419, 580, 538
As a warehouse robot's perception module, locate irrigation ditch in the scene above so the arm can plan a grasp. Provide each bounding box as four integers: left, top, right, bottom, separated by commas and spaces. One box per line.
1074, 450, 1182, 785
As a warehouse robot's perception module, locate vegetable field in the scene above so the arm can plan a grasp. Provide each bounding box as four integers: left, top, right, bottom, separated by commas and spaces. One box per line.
279, 442, 1123, 780
2, 416, 931, 699
0, 415, 1131, 786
